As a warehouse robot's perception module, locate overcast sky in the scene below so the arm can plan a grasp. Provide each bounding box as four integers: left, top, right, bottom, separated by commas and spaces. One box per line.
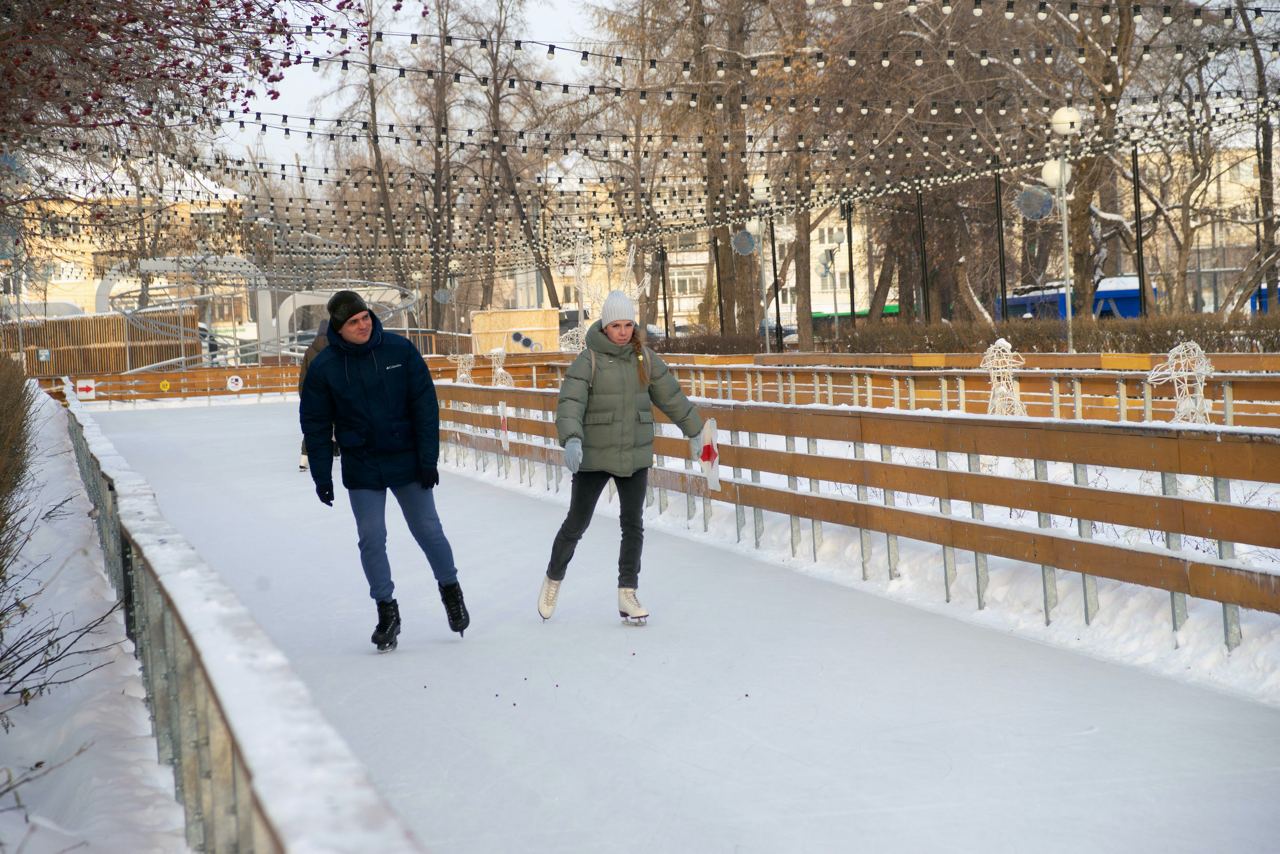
222, 0, 599, 167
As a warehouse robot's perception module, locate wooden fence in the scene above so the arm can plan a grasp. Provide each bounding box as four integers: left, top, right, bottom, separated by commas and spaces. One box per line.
1, 308, 200, 378
41, 350, 1280, 429
434, 383, 1280, 651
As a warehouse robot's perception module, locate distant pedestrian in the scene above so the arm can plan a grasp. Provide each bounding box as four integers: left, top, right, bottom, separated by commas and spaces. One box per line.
297, 320, 334, 471
539, 290, 704, 624
300, 291, 469, 650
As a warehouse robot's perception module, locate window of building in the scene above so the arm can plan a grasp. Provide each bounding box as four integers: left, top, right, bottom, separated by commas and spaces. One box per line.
672, 269, 704, 296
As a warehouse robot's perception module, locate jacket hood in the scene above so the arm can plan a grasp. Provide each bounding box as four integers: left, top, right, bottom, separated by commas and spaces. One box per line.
585, 319, 634, 358
326, 312, 384, 356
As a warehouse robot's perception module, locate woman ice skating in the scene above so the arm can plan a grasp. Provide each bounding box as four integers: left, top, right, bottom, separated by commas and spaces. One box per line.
540, 290, 705, 624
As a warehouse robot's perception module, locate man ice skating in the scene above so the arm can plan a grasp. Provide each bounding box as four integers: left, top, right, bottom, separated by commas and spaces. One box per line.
300, 290, 469, 650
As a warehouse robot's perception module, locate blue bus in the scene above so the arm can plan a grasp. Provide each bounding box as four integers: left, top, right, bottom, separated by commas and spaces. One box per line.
997, 276, 1148, 319
1250, 283, 1274, 314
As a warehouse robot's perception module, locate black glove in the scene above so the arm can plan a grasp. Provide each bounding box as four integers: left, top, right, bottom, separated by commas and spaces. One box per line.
316, 482, 334, 506
420, 467, 440, 489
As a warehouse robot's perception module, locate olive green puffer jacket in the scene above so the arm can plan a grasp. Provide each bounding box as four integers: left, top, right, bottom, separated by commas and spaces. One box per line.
556, 321, 703, 477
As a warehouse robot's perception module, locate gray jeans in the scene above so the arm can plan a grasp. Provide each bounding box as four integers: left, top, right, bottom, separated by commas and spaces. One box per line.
547, 469, 648, 588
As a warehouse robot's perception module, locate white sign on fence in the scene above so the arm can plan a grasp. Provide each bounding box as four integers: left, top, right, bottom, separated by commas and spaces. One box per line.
75, 379, 97, 400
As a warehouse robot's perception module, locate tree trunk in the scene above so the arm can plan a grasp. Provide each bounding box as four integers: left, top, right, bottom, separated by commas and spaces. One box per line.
868, 249, 896, 321
366, 72, 409, 298
1242, 2, 1278, 311
794, 208, 813, 349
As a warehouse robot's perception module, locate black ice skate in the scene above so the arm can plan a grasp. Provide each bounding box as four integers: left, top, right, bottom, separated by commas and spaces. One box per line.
372, 598, 401, 651
439, 581, 470, 636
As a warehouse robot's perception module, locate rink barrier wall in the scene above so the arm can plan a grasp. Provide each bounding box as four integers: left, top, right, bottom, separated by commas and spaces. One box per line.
40, 355, 1280, 429
60, 391, 426, 853
436, 383, 1280, 652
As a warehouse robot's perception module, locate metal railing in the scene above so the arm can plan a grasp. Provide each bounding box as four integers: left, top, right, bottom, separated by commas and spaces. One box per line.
62, 392, 424, 853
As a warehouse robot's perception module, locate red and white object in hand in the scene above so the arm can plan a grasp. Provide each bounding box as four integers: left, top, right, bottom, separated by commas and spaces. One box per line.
697, 417, 719, 490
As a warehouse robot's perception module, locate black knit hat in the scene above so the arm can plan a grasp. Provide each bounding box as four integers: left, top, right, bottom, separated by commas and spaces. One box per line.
327, 290, 370, 327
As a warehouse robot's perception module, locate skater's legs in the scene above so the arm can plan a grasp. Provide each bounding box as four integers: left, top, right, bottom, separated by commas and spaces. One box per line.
390, 482, 458, 586
614, 469, 648, 589
348, 488, 394, 602
546, 470, 610, 581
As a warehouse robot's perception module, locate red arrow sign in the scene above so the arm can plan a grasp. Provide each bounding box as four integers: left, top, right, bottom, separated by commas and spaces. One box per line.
77, 384, 94, 393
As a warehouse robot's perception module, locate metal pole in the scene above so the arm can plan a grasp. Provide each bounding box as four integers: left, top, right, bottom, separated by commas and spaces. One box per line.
1059, 153, 1075, 353
914, 188, 930, 323
1256, 196, 1268, 314
768, 217, 783, 352
711, 234, 726, 334
828, 248, 839, 340
660, 246, 672, 337
844, 200, 856, 330
994, 170, 1009, 321
1132, 144, 1148, 317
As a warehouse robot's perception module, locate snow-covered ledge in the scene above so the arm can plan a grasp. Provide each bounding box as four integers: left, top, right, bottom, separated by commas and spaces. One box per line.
62, 390, 424, 853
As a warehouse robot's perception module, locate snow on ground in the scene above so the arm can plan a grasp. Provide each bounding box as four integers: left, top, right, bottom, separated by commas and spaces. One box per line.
79, 396, 1280, 853
0, 393, 187, 853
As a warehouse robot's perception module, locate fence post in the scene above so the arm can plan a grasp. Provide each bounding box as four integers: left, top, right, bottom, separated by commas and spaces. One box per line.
750, 431, 764, 548
957, 376, 967, 413
825, 372, 834, 405
937, 450, 956, 601
1034, 459, 1059, 624
1143, 381, 1153, 421
1050, 378, 1061, 420
1074, 462, 1099, 624
786, 434, 801, 557
907, 376, 917, 410
1215, 476, 1243, 651
892, 377, 902, 409
1117, 378, 1129, 423
1222, 381, 1234, 426
731, 429, 744, 543
881, 443, 900, 579
808, 436, 823, 561
1162, 472, 1188, 642
966, 453, 989, 609
1072, 377, 1083, 420
939, 377, 949, 413
854, 440, 872, 580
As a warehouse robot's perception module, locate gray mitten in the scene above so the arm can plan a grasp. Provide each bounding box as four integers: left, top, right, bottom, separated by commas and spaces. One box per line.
564, 437, 583, 473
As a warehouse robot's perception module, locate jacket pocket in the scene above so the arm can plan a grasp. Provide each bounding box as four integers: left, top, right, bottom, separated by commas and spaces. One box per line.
636, 409, 655, 444
373, 417, 415, 452
584, 411, 614, 424
336, 429, 366, 448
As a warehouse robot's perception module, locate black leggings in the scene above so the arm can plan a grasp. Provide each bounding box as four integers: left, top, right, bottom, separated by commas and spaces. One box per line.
546, 468, 648, 588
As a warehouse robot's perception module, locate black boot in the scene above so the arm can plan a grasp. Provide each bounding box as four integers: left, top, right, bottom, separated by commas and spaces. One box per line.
439, 582, 470, 636
371, 599, 401, 651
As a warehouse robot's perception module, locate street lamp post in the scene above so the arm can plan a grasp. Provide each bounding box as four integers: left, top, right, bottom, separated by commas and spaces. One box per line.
1043, 106, 1082, 353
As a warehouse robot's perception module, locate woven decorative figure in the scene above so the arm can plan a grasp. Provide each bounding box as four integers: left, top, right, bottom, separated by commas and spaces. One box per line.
489, 348, 514, 388
980, 338, 1027, 417
447, 352, 475, 384
1148, 341, 1213, 424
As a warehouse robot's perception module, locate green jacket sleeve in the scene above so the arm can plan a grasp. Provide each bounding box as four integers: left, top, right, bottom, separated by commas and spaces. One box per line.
555, 351, 593, 446
647, 352, 703, 438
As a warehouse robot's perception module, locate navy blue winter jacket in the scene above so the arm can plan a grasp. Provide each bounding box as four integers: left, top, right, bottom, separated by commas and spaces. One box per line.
299, 314, 439, 491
